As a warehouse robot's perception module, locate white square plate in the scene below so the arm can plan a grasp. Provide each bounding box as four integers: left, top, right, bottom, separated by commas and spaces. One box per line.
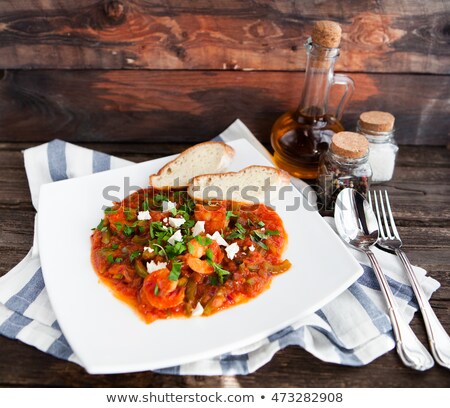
38, 138, 362, 374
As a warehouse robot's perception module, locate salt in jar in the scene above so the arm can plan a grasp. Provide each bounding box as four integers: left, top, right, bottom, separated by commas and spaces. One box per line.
357, 111, 398, 183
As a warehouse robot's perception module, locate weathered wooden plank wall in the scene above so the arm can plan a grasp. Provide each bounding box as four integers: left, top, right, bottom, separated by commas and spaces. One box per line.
0, 0, 449, 144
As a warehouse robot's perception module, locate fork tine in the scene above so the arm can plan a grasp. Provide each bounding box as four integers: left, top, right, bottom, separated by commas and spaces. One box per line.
384, 190, 401, 240
372, 191, 387, 239
379, 190, 393, 238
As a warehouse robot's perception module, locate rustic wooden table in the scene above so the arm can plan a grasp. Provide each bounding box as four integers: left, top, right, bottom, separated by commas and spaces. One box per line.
0, 142, 448, 387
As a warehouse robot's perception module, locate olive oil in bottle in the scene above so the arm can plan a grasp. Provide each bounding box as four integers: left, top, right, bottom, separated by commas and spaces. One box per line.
271, 21, 354, 179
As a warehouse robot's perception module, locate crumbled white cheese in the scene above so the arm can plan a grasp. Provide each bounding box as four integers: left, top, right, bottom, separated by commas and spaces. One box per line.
162, 201, 176, 212
261, 227, 265, 232
146, 260, 167, 274
207, 231, 229, 247
169, 217, 186, 228
249, 245, 255, 252
167, 230, 183, 245
192, 221, 205, 237
225, 242, 240, 260
191, 302, 204, 317
162, 217, 168, 223
137, 210, 151, 221
143, 246, 154, 254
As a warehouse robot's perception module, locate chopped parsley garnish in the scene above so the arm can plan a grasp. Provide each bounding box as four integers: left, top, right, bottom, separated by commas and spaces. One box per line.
123, 208, 135, 221
152, 243, 168, 260
195, 235, 213, 246
208, 275, 219, 286
122, 224, 135, 237
104, 207, 117, 215
227, 222, 246, 240
114, 221, 123, 231
129, 250, 141, 263
107, 254, 123, 263
142, 200, 149, 211
170, 207, 177, 216
206, 260, 230, 284
226, 211, 238, 220
154, 283, 159, 296
188, 242, 195, 255
206, 248, 214, 260
169, 261, 183, 281
154, 193, 168, 203
250, 228, 279, 250
96, 218, 108, 232
255, 240, 269, 250
257, 221, 265, 227
165, 241, 187, 259
111, 243, 119, 250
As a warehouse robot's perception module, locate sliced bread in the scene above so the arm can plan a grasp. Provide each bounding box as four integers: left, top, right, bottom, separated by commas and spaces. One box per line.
188, 165, 291, 204
150, 142, 235, 189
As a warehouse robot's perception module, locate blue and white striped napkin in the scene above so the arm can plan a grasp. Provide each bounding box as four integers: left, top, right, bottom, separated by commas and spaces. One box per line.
0, 119, 440, 375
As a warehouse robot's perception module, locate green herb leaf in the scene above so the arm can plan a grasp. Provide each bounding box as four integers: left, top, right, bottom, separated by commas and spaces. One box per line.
111, 243, 119, 250
165, 242, 187, 259
154, 193, 169, 203
257, 221, 265, 227
114, 221, 123, 231
256, 240, 268, 250
206, 248, 214, 261
154, 283, 159, 296
208, 275, 219, 286
115, 257, 123, 263
113, 274, 123, 280
227, 222, 247, 240
96, 219, 105, 231
266, 229, 280, 236
169, 261, 183, 281
195, 235, 213, 246
104, 207, 118, 215
142, 200, 149, 211
122, 224, 135, 237
226, 211, 238, 220
188, 242, 195, 255
206, 259, 230, 284
170, 207, 177, 216
129, 250, 141, 263
107, 254, 114, 263
236, 223, 246, 234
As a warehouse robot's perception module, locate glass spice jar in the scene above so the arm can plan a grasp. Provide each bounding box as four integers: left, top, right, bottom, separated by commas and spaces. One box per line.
357, 111, 398, 183
318, 131, 372, 215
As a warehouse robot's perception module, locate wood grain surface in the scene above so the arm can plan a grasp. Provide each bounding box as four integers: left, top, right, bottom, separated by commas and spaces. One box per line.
0, 142, 449, 387
1, 70, 448, 145
0, 0, 449, 73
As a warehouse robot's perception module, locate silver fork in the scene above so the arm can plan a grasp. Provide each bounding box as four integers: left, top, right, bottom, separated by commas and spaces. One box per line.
370, 190, 450, 369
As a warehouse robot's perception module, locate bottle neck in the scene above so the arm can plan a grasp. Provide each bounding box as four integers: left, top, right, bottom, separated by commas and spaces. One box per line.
297, 39, 340, 119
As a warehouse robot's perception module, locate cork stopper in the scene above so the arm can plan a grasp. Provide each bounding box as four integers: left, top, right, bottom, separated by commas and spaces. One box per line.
359, 111, 395, 133
312, 20, 342, 48
331, 132, 369, 159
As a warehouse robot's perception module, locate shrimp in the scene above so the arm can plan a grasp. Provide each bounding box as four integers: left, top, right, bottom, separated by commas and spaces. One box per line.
140, 268, 185, 309
186, 238, 224, 274
194, 203, 228, 234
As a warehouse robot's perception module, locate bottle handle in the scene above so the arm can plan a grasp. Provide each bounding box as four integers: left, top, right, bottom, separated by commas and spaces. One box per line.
331, 74, 355, 120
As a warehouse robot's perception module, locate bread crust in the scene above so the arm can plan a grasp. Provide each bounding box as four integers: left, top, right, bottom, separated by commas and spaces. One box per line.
187, 165, 291, 203
149, 141, 235, 190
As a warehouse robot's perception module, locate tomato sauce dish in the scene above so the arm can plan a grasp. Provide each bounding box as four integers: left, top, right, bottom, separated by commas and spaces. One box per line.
91, 189, 291, 324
